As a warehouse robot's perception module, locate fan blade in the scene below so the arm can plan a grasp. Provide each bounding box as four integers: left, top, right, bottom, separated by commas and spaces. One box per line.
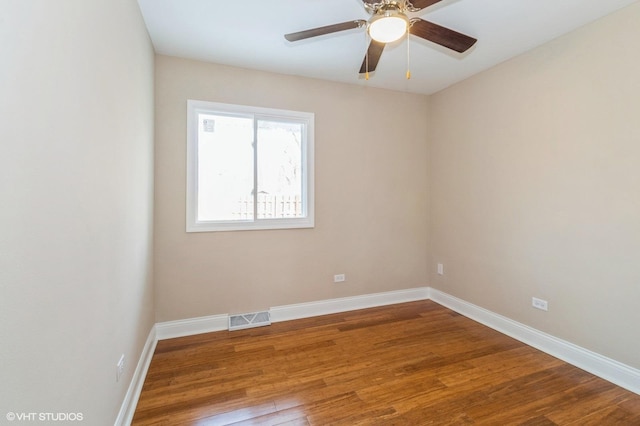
409, 0, 444, 10
285, 20, 366, 42
359, 40, 386, 74
410, 19, 477, 53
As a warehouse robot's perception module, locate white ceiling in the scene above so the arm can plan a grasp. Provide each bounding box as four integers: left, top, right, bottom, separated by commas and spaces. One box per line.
137, 0, 637, 95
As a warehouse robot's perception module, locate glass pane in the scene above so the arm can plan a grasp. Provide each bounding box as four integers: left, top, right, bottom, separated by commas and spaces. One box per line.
257, 120, 304, 219
197, 113, 254, 221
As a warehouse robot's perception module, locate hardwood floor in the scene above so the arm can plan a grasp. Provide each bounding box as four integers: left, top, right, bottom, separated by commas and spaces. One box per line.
132, 301, 640, 425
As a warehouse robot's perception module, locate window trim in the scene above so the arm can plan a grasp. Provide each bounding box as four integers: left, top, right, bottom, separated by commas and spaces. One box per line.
186, 99, 315, 232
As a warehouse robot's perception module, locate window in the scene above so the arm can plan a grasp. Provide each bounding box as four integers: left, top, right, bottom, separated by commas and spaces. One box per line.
186, 100, 314, 232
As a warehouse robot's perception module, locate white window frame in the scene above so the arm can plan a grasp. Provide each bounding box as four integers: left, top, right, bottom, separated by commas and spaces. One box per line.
186, 100, 314, 232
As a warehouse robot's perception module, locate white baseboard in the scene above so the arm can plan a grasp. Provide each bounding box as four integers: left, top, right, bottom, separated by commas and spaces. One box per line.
270, 287, 430, 323
115, 326, 157, 426
154, 288, 430, 339
429, 288, 640, 395
155, 313, 229, 340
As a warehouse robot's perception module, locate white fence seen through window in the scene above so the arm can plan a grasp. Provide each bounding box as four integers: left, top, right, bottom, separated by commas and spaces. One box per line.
233, 195, 303, 220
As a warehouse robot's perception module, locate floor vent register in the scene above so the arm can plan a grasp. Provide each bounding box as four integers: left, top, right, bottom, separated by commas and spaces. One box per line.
228, 311, 271, 331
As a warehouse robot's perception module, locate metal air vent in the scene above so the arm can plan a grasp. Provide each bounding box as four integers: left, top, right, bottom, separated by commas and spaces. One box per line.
228, 310, 271, 331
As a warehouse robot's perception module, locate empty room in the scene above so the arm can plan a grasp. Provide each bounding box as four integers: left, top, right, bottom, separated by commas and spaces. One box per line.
1, 0, 639, 424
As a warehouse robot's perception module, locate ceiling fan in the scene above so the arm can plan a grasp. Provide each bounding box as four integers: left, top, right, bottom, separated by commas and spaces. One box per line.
284, 0, 477, 76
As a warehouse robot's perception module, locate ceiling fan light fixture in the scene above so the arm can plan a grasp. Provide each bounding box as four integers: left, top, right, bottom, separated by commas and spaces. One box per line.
368, 12, 409, 43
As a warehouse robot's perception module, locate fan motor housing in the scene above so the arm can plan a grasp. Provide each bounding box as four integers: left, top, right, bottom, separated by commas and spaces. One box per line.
364, 0, 412, 15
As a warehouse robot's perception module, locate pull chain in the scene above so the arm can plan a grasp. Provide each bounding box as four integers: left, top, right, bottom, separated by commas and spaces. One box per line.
406, 29, 411, 80
365, 30, 370, 80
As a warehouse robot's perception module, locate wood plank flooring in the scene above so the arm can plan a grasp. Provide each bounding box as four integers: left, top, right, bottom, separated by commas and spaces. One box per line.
132, 301, 640, 425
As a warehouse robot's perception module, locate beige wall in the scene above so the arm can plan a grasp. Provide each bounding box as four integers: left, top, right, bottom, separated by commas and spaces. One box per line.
429, 3, 640, 369
0, 0, 155, 423
154, 56, 429, 321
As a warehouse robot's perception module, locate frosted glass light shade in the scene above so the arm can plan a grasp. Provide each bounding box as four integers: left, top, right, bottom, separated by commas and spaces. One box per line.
368, 15, 408, 43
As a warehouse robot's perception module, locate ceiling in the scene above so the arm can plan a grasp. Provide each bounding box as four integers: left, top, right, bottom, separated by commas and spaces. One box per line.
137, 0, 637, 95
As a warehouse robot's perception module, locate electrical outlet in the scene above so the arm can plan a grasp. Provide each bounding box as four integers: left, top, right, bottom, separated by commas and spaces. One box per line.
116, 354, 125, 382
333, 274, 346, 283
437, 263, 444, 275
532, 297, 548, 311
